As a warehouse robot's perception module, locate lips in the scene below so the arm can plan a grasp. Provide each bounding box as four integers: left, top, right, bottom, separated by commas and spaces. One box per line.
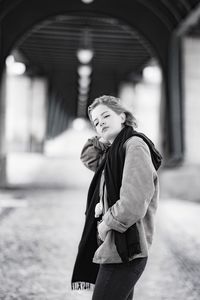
102, 127, 109, 133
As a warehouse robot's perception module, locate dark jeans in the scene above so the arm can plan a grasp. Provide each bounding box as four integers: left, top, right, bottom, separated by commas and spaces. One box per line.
92, 257, 147, 300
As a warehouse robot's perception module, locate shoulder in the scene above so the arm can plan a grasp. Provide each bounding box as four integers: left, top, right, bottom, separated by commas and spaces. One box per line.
124, 136, 150, 154
123, 136, 157, 174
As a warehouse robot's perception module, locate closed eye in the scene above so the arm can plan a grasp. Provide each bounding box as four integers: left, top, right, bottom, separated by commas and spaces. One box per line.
94, 114, 110, 127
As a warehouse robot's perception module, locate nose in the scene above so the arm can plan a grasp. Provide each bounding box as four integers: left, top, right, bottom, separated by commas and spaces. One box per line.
100, 119, 105, 127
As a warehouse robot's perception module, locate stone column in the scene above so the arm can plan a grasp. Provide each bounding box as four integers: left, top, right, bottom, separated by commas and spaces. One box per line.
0, 70, 7, 187
119, 78, 162, 150
160, 36, 200, 201
28, 77, 48, 153
183, 36, 200, 164
165, 34, 184, 165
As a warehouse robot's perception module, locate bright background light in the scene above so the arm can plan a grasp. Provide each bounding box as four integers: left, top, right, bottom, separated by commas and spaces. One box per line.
6, 55, 26, 75
143, 65, 162, 84
78, 76, 91, 88
79, 86, 89, 94
78, 65, 92, 77
77, 49, 94, 64
81, 0, 94, 4
72, 118, 88, 131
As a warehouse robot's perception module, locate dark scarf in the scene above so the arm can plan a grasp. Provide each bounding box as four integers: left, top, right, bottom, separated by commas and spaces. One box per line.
71, 125, 162, 289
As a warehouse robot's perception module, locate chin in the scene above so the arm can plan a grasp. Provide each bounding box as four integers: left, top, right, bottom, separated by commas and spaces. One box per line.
105, 136, 114, 143
103, 137, 109, 142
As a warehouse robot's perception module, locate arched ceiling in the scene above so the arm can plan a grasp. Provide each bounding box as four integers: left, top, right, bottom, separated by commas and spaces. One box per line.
1, 0, 199, 70
0, 0, 199, 138
15, 14, 154, 109
17, 15, 152, 75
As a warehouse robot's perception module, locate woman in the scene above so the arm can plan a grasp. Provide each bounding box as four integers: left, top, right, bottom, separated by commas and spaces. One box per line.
71, 95, 162, 299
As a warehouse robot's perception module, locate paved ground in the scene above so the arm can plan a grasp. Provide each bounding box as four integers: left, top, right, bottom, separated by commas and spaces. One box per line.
0, 128, 200, 300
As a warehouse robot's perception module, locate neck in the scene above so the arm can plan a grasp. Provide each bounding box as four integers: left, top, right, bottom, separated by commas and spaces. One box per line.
109, 125, 126, 144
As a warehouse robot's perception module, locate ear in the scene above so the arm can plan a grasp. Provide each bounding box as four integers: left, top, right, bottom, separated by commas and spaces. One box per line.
120, 112, 126, 124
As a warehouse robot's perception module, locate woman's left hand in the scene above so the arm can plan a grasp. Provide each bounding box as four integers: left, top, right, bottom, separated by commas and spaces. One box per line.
98, 221, 110, 241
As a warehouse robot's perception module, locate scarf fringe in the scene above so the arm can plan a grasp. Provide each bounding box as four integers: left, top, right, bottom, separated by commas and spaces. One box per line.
71, 282, 94, 291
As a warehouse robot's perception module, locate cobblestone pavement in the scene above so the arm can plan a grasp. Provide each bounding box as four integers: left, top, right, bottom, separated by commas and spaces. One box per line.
0, 129, 200, 300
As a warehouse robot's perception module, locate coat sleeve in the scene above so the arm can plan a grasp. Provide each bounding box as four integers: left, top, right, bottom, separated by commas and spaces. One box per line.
80, 136, 110, 172
103, 137, 157, 232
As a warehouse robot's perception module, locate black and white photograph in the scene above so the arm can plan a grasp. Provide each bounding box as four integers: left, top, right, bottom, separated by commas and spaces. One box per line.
0, 1, 200, 299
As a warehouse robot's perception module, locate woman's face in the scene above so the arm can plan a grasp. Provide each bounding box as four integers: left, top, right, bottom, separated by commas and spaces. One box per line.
91, 104, 125, 143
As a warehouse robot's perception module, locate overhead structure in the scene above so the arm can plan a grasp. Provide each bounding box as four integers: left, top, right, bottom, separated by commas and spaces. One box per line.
0, 0, 199, 165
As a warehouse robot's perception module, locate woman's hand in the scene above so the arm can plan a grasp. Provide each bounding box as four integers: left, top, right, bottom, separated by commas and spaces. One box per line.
98, 221, 110, 241
95, 203, 103, 218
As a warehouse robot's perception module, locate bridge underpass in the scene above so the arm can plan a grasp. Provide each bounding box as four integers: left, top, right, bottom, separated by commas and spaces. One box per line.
0, 1, 200, 299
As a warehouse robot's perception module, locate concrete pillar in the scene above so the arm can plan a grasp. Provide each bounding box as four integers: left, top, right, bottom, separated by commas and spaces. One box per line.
29, 77, 48, 153
119, 79, 162, 151
6, 75, 32, 151
183, 37, 200, 164
160, 36, 200, 201
165, 34, 184, 165
6, 75, 48, 153
0, 71, 7, 187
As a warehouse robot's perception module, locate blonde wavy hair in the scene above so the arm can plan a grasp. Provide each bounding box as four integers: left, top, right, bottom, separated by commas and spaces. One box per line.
88, 95, 137, 128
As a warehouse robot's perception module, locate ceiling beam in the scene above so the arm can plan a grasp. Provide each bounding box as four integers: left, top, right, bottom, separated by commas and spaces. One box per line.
175, 1, 200, 35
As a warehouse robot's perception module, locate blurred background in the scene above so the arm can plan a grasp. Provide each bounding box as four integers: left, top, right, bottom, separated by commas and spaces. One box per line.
0, 0, 200, 299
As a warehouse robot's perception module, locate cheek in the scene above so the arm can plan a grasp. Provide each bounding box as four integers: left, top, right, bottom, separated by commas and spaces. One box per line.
95, 126, 101, 134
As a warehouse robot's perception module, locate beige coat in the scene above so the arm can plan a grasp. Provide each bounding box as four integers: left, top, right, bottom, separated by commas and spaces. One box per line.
80, 136, 159, 264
